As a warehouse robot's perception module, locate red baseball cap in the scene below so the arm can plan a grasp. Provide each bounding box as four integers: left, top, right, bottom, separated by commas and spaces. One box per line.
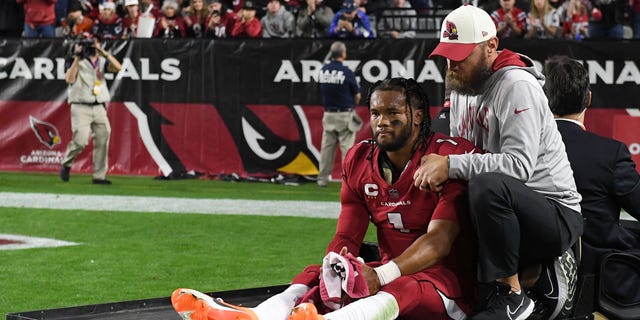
429, 5, 497, 62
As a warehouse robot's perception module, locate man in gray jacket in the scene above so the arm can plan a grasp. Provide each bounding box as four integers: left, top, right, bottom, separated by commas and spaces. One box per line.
295, 0, 334, 38
415, 5, 583, 320
261, 0, 295, 38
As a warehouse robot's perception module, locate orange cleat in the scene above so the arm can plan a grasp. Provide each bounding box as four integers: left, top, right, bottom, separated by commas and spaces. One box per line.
171, 288, 258, 320
288, 303, 325, 320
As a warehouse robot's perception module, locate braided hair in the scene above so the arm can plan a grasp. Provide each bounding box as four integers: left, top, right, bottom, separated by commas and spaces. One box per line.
365, 77, 432, 157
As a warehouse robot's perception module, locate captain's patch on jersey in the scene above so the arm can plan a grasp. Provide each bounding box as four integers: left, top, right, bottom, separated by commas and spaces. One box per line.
0, 234, 79, 250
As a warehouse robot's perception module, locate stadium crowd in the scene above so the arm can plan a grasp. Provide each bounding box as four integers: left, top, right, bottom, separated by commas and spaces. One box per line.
1, 0, 639, 39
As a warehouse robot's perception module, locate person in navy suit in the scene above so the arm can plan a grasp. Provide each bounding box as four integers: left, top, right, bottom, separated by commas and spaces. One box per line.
543, 55, 640, 277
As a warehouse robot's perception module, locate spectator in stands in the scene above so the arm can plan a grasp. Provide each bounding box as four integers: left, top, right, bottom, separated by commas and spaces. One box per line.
205, 9, 227, 37
92, 1, 123, 39
55, 0, 70, 36
62, 0, 94, 37
525, 0, 561, 38
491, 0, 527, 38
205, 0, 236, 37
295, 0, 334, 37
17, 0, 58, 38
562, 0, 589, 39
548, 0, 568, 20
231, 0, 262, 37
122, 0, 141, 38
261, 0, 295, 37
589, 0, 626, 39
543, 55, 640, 281
154, 0, 187, 38
328, 0, 374, 38
0, 0, 24, 37
378, 0, 417, 38
184, 0, 210, 37
81, 0, 101, 20
139, 0, 161, 17
135, 0, 159, 37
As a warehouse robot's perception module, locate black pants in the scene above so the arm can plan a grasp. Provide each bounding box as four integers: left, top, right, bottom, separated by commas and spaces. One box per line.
468, 173, 583, 282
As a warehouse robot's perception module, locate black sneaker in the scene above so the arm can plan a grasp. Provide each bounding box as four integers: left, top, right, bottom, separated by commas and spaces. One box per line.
60, 165, 70, 182
92, 179, 112, 185
471, 283, 534, 320
529, 249, 578, 320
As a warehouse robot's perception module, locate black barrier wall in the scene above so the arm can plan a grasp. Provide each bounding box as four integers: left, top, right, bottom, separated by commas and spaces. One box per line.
1, 39, 639, 177
2, 39, 639, 108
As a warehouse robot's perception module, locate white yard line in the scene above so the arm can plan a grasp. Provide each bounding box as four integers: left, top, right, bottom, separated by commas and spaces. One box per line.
0, 192, 340, 219
0, 191, 634, 221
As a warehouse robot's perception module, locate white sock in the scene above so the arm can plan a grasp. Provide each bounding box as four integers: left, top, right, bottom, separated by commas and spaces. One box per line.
252, 284, 310, 320
323, 291, 400, 320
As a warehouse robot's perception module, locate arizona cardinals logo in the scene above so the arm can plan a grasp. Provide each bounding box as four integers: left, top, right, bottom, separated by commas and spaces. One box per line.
232, 104, 320, 175
442, 21, 459, 40
29, 115, 61, 149
138, 102, 321, 178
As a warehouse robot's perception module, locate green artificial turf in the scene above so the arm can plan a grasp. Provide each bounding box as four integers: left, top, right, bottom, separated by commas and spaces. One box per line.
0, 171, 364, 317
0, 171, 342, 201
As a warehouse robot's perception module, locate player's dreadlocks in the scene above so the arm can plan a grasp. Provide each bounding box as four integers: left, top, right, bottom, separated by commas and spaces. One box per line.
364, 77, 432, 163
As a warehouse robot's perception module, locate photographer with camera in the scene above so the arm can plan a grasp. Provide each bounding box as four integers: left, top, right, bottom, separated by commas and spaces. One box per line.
328, 0, 373, 38
60, 35, 121, 185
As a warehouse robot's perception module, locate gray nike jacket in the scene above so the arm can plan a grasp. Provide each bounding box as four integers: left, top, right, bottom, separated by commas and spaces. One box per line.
448, 51, 582, 212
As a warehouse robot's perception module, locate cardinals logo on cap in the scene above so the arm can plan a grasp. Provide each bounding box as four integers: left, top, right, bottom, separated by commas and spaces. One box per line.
442, 21, 459, 40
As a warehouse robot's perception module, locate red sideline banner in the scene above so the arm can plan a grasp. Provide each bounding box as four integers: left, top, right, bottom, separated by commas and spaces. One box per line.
0, 39, 639, 177
612, 111, 640, 170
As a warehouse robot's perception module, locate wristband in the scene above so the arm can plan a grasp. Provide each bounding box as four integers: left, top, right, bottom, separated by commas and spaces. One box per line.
374, 261, 401, 286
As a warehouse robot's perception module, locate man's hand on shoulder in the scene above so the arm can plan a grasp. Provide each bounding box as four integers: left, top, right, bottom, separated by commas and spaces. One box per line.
414, 154, 449, 192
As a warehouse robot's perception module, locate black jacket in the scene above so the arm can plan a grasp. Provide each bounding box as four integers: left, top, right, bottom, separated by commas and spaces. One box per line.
556, 119, 640, 273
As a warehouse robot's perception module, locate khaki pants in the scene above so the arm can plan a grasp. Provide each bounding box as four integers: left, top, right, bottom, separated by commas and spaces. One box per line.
62, 103, 111, 180
317, 111, 358, 185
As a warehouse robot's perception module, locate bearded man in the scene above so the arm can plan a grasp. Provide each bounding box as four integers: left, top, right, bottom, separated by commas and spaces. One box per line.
414, 5, 584, 320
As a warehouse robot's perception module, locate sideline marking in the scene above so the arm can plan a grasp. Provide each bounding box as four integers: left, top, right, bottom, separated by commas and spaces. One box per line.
0, 192, 341, 219
0, 234, 79, 250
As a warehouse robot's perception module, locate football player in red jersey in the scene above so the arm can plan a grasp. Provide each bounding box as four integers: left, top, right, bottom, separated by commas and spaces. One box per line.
171, 78, 480, 320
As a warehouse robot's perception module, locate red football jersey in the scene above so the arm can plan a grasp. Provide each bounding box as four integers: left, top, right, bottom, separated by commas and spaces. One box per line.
326, 132, 479, 278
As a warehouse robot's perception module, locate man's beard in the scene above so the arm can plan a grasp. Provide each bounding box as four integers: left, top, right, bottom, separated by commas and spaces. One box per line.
447, 59, 493, 96
376, 120, 414, 152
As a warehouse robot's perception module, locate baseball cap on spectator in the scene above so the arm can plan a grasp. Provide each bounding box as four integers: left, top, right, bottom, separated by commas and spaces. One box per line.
243, 0, 257, 10
162, 0, 180, 10
125, 0, 139, 6
429, 5, 497, 62
99, 1, 116, 10
341, 0, 357, 12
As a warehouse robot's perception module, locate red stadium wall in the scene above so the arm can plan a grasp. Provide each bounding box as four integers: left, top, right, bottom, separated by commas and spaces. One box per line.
0, 39, 638, 178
